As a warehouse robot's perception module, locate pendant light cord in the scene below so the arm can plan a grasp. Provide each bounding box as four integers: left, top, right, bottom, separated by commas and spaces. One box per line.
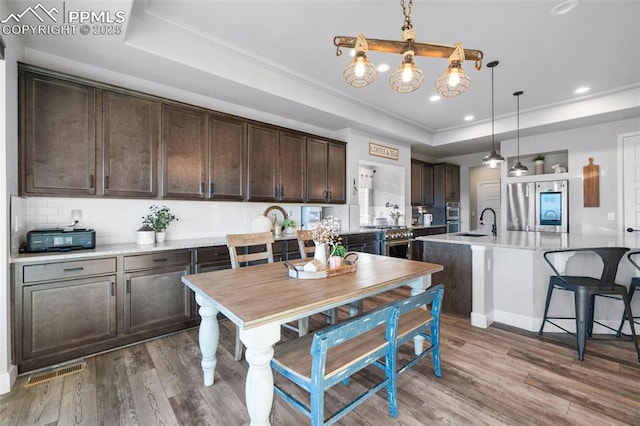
491, 65, 495, 151
516, 94, 520, 160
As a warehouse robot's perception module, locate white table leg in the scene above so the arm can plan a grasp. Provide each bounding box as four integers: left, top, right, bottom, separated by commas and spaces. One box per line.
408, 275, 431, 355
240, 323, 281, 426
195, 293, 219, 386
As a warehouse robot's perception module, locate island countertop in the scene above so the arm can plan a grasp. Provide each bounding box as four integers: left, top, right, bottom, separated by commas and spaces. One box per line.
417, 230, 640, 251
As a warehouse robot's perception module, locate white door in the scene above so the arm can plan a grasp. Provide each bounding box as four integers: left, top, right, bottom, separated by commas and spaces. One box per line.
478, 182, 501, 233
623, 132, 640, 233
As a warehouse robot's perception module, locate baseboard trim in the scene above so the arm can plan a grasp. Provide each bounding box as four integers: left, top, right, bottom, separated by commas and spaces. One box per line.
0, 364, 18, 395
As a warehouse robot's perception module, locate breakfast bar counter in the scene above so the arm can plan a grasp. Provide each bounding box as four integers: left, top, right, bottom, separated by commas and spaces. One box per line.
416, 231, 640, 333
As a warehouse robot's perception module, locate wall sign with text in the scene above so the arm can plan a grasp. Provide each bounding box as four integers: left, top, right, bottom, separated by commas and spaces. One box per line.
369, 142, 399, 160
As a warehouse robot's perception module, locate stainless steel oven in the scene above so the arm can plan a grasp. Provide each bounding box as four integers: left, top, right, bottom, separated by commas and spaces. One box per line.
446, 220, 461, 233
381, 228, 414, 260
446, 202, 460, 221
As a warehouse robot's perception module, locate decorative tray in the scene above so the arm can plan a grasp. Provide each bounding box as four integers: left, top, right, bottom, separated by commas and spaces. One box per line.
284, 253, 358, 279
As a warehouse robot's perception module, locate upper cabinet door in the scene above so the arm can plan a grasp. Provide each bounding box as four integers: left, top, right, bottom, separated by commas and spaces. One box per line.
327, 142, 346, 204
210, 115, 246, 200
306, 138, 329, 203
247, 124, 279, 202
21, 72, 97, 195
161, 104, 208, 199
103, 91, 159, 198
278, 132, 306, 203
410, 161, 423, 206
445, 164, 460, 202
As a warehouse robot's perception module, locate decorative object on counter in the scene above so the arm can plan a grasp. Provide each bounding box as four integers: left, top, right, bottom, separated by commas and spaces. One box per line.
374, 214, 389, 227
551, 164, 567, 173
282, 218, 297, 234
482, 61, 505, 169
509, 91, 529, 177
141, 205, 177, 243
136, 225, 155, 245
583, 157, 600, 207
532, 154, 545, 175
251, 215, 272, 233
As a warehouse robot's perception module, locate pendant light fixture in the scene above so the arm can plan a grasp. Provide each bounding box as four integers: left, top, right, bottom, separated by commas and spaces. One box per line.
482, 60, 505, 168
334, 0, 483, 96
509, 91, 529, 177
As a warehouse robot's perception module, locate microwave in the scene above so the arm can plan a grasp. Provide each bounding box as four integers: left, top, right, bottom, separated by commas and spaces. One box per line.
446, 202, 460, 220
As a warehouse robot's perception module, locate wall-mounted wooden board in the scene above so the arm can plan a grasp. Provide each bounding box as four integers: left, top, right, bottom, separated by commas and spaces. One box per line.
583, 157, 600, 207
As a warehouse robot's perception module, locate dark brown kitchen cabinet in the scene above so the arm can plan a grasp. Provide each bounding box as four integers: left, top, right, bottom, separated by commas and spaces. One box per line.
278, 132, 306, 202
247, 125, 306, 202
247, 124, 279, 201
434, 162, 461, 203
306, 138, 346, 204
123, 250, 195, 334
210, 115, 246, 200
342, 232, 380, 254
20, 71, 97, 196
13, 257, 118, 372
411, 160, 434, 206
102, 91, 160, 197
161, 104, 208, 199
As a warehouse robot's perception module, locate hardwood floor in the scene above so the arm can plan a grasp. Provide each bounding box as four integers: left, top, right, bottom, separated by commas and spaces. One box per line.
2, 287, 639, 425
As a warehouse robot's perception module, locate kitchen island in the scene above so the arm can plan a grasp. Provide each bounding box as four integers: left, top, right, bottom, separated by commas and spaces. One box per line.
416, 231, 640, 334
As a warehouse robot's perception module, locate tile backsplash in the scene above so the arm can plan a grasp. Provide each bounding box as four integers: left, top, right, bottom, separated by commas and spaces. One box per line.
12, 196, 353, 252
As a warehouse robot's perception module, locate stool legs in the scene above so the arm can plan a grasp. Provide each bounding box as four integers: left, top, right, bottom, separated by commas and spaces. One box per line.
575, 289, 590, 361
538, 282, 554, 335
617, 281, 638, 337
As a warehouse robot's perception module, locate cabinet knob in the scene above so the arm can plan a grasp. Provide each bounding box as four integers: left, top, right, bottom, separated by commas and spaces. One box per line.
200, 182, 205, 194
89, 174, 94, 189
105, 176, 110, 189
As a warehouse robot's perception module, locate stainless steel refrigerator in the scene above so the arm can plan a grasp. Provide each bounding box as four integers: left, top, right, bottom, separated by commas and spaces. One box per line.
507, 180, 568, 233
507, 182, 536, 231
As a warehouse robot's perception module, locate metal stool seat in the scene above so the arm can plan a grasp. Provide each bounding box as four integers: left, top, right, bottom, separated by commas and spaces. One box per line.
539, 247, 640, 362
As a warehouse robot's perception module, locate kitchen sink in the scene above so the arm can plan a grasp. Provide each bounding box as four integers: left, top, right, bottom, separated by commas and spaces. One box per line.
456, 232, 489, 237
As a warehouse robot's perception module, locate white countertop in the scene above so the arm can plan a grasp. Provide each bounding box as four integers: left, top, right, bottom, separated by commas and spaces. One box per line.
11, 228, 386, 263
417, 231, 640, 251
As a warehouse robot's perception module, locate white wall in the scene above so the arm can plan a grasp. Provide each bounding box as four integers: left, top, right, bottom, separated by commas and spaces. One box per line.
344, 129, 412, 226
0, 22, 22, 393
499, 118, 640, 235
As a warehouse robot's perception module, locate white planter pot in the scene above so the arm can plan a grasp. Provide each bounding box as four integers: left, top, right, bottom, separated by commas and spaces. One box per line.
155, 231, 166, 243
136, 230, 155, 245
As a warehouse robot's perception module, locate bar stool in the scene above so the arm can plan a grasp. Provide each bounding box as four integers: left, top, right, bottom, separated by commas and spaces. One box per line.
539, 247, 640, 362
617, 251, 640, 337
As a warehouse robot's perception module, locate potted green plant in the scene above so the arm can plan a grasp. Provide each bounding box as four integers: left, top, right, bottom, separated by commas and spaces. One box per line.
328, 240, 347, 269
142, 205, 178, 242
282, 218, 296, 234
532, 154, 545, 175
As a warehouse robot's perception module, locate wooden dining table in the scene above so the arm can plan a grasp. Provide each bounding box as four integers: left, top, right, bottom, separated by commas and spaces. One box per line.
181, 252, 443, 426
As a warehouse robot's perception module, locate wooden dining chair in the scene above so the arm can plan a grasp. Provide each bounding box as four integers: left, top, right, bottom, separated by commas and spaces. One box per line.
226, 231, 308, 361
296, 230, 363, 323
271, 301, 399, 425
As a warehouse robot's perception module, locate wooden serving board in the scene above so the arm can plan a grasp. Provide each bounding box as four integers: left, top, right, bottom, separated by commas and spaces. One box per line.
583, 157, 600, 207
284, 258, 357, 280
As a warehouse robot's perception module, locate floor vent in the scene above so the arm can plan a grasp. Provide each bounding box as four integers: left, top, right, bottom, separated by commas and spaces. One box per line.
26, 361, 86, 387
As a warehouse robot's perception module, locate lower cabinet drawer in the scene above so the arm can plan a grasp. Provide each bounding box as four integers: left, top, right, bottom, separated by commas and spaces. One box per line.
21, 275, 117, 360
124, 250, 191, 271
22, 257, 117, 283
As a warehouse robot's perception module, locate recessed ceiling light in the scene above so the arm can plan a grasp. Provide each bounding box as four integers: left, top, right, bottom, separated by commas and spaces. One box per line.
464, 115, 474, 121
574, 86, 590, 94
377, 63, 390, 72
551, 0, 579, 16
429, 95, 441, 102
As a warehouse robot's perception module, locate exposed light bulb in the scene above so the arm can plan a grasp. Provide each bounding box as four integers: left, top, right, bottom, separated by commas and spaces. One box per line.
487, 159, 498, 169
448, 68, 460, 87
401, 63, 413, 83
354, 56, 365, 78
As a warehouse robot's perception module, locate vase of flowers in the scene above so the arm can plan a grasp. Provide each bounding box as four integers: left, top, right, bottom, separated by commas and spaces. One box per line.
141, 205, 178, 242
310, 217, 340, 265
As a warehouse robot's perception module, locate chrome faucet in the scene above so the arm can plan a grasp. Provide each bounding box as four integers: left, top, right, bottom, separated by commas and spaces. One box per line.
480, 207, 497, 236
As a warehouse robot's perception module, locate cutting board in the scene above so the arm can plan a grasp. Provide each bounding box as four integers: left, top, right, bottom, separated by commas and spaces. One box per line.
583, 157, 599, 207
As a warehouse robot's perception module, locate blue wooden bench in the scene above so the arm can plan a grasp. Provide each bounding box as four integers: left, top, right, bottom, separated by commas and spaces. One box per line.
271, 284, 444, 425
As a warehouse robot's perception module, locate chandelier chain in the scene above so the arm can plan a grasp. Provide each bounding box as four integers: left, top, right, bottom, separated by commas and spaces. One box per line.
400, 0, 413, 30
491, 65, 495, 150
